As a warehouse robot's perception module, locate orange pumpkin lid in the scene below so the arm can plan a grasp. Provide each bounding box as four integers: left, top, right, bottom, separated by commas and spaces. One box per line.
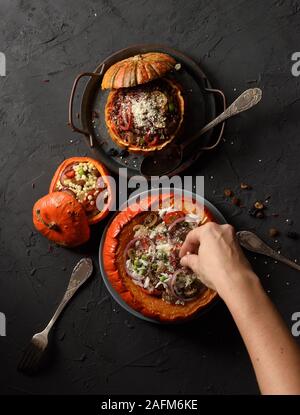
101, 52, 177, 90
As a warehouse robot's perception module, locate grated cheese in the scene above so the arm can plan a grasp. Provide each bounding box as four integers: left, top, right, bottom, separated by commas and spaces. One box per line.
130, 91, 168, 130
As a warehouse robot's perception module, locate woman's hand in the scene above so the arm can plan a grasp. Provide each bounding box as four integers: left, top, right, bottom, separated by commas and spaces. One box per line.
179, 222, 258, 298
180, 221, 300, 394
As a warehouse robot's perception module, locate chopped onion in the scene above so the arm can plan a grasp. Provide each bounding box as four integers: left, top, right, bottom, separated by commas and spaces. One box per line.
124, 237, 154, 280
125, 259, 143, 281
185, 213, 200, 223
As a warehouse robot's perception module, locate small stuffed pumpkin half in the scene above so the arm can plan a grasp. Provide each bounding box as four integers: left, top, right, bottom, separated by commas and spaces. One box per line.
49, 157, 112, 225
102, 193, 217, 323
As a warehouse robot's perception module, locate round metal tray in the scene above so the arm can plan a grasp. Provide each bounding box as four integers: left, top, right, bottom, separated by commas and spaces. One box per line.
69, 44, 226, 178
98, 188, 227, 324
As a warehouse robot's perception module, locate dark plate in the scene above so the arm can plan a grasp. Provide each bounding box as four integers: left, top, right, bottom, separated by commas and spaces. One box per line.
69, 44, 225, 178
98, 189, 227, 324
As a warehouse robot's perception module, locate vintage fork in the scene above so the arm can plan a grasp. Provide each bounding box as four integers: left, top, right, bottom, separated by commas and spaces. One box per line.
18, 257, 93, 374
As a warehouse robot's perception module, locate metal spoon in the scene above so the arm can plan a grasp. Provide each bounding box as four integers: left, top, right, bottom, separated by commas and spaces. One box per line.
140, 88, 262, 177
237, 230, 300, 272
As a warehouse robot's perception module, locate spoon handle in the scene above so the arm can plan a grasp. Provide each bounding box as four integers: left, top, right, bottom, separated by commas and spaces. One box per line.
271, 251, 300, 272
200, 88, 262, 136
236, 230, 300, 272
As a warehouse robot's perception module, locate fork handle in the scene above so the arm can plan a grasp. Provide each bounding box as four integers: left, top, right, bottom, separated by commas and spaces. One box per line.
44, 258, 93, 334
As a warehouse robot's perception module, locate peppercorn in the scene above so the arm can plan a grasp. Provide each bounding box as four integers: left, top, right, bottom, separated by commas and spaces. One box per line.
269, 228, 279, 238
224, 189, 233, 197
254, 201, 264, 210
240, 183, 252, 190
256, 211, 264, 219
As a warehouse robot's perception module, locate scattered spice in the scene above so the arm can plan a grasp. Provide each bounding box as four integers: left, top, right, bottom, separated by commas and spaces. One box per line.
254, 201, 264, 210
240, 182, 252, 190
269, 228, 279, 238
224, 188, 233, 197
287, 231, 299, 240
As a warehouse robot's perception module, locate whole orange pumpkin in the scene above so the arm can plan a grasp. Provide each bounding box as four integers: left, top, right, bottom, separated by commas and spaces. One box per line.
33, 192, 90, 247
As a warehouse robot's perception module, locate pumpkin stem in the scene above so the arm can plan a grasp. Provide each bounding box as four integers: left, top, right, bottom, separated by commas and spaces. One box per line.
36, 209, 60, 231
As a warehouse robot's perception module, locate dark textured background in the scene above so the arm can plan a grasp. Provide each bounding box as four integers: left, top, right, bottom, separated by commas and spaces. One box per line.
0, 0, 300, 395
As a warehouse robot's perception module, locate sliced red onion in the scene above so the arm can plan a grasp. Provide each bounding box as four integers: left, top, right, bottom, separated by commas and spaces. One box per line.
96, 176, 107, 190
168, 216, 186, 232
125, 262, 143, 281
59, 187, 76, 198
124, 237, 154, 280
168, 270, 199, 302
59, 164, 77, 186
124, 237, 154, 260
96, 190, 109, 211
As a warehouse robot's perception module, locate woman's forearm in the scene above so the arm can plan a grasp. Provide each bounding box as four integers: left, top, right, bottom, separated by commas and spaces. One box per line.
220, 272, 300, 395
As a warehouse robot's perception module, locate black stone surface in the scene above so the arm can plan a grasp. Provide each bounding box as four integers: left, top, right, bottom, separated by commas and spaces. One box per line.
0, 0, 300, 395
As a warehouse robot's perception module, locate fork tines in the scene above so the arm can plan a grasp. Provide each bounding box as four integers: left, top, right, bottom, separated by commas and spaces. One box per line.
17, 341, 45, 374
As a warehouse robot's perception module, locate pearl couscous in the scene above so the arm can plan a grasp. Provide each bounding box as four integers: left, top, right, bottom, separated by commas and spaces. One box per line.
55, 161, 108, 217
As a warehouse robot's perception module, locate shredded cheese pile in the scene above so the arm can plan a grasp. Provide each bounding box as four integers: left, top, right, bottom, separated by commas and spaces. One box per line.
130, 91, 168, 130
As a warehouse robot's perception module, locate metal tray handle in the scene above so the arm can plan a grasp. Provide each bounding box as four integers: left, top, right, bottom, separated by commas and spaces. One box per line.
68, 66, 104, 147
201, 87, 227, 151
